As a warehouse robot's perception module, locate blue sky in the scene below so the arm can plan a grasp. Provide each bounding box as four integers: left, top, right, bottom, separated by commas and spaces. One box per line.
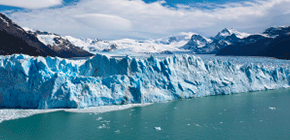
0, 0, 253, 11
143, 0, 252, 6
0, 0, 290, 40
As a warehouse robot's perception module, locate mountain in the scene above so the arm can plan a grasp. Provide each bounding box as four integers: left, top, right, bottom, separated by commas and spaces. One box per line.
24, 29, 94, 58
62, 36, 118, 53
0, 13, 93, 58
109, 33, 193, 54
23, 28, 193, 55
0, 13, 56, 57
181, 28, 250, 54
63, 32, 193, 54
214, 28, 251, 40
181, 34, 209, 50
262, 26, 290, 37
153, 32, 193, 45
216, 26, 290, 59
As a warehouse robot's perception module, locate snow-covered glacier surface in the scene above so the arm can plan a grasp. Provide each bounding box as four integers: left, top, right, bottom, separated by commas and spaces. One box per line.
0, 54, 290, 109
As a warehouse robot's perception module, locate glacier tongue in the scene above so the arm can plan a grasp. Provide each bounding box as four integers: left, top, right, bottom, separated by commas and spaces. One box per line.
0, 54, 289, 109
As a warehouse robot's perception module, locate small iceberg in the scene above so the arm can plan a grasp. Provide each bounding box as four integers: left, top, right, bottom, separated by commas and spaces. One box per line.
154, 127, 162, 130
268, 106, 276, 110
114, 130, 120, 134
96, 117, 103, 121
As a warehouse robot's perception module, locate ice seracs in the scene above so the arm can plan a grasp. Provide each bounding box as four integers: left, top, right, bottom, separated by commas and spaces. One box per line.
0, 53, 289, 109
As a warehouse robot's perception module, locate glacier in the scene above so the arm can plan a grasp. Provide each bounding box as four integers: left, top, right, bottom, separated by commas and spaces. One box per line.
0, 53, 289, 109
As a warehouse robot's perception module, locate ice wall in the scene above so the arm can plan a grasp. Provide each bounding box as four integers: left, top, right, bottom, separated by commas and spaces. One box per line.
0, 54, 289, 109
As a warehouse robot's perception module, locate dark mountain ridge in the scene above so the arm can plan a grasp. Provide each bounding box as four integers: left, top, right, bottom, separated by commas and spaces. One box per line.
216, 26, 290, 59
0, 13, 93, 58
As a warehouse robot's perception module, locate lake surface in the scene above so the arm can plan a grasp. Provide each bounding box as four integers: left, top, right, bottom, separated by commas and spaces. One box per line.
0, 89, 290, 140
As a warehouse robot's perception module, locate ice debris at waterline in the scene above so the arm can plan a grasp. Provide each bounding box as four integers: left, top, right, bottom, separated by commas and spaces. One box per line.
0, 109, 59, 123
0, 54, 289, 109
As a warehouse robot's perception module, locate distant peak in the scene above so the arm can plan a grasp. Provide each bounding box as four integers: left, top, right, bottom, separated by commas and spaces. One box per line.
263, 26, 290, 32
220, 28, 239, 34
0, 13, 26, 32
216, 28, 250, 39
221, 28, 231, 33
23, 27, 35, 32
191, 34, 202, 37
0, 13, 11, 27
0, 13, 8, 19
262, 26, 290, 37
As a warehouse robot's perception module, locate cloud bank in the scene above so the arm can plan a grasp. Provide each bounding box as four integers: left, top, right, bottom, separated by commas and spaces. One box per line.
3, 0, 290, 40
0, 0, 63, 9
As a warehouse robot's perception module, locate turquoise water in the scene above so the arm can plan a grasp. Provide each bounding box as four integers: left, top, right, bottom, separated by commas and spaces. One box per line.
1, 89, 290, 140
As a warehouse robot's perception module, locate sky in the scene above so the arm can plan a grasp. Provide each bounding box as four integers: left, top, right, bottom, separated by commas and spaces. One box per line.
0, 0, 290, 40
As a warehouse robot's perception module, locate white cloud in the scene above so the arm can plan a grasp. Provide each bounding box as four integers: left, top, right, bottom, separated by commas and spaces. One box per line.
74, 14, 132, 31
0, 0, 63, 9
4, 0, 290, 40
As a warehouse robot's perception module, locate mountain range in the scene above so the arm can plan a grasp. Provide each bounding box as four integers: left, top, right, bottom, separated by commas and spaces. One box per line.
0, 13, 93, 58
0, 13, 289, 59
216, 26, 290, 59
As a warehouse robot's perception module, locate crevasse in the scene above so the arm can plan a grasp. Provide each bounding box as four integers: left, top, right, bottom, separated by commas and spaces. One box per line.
0, 54, 289, 109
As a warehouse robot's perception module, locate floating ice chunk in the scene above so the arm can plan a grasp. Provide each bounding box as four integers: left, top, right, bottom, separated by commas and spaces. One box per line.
96, 117, 103, 121
268, 106, 276, 110
0, 109, 59, 123
154, 127, 162, 130
103, 120, 110, 123
114, 130, 120, 134
99, 124, 106, 129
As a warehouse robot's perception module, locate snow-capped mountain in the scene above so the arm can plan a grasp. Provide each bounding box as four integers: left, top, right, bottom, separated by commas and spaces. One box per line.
214, 28, 250, 40
182, 34, 211, 50
262, 26, 290, 38
0, 13, 93, 58
181, 26, 290, 55
109, 33, 192, 54
56, 32, 193, 54
153, 32, 193, 45
181, 28, 251, 54
7, 9, 289, 59
216, 26, 290, 59
63, 36, 115, 53
0, 13, 57, 57
23, 28, 94, 58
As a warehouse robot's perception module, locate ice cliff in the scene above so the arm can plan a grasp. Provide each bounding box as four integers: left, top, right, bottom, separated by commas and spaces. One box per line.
0, 54, 289, 109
